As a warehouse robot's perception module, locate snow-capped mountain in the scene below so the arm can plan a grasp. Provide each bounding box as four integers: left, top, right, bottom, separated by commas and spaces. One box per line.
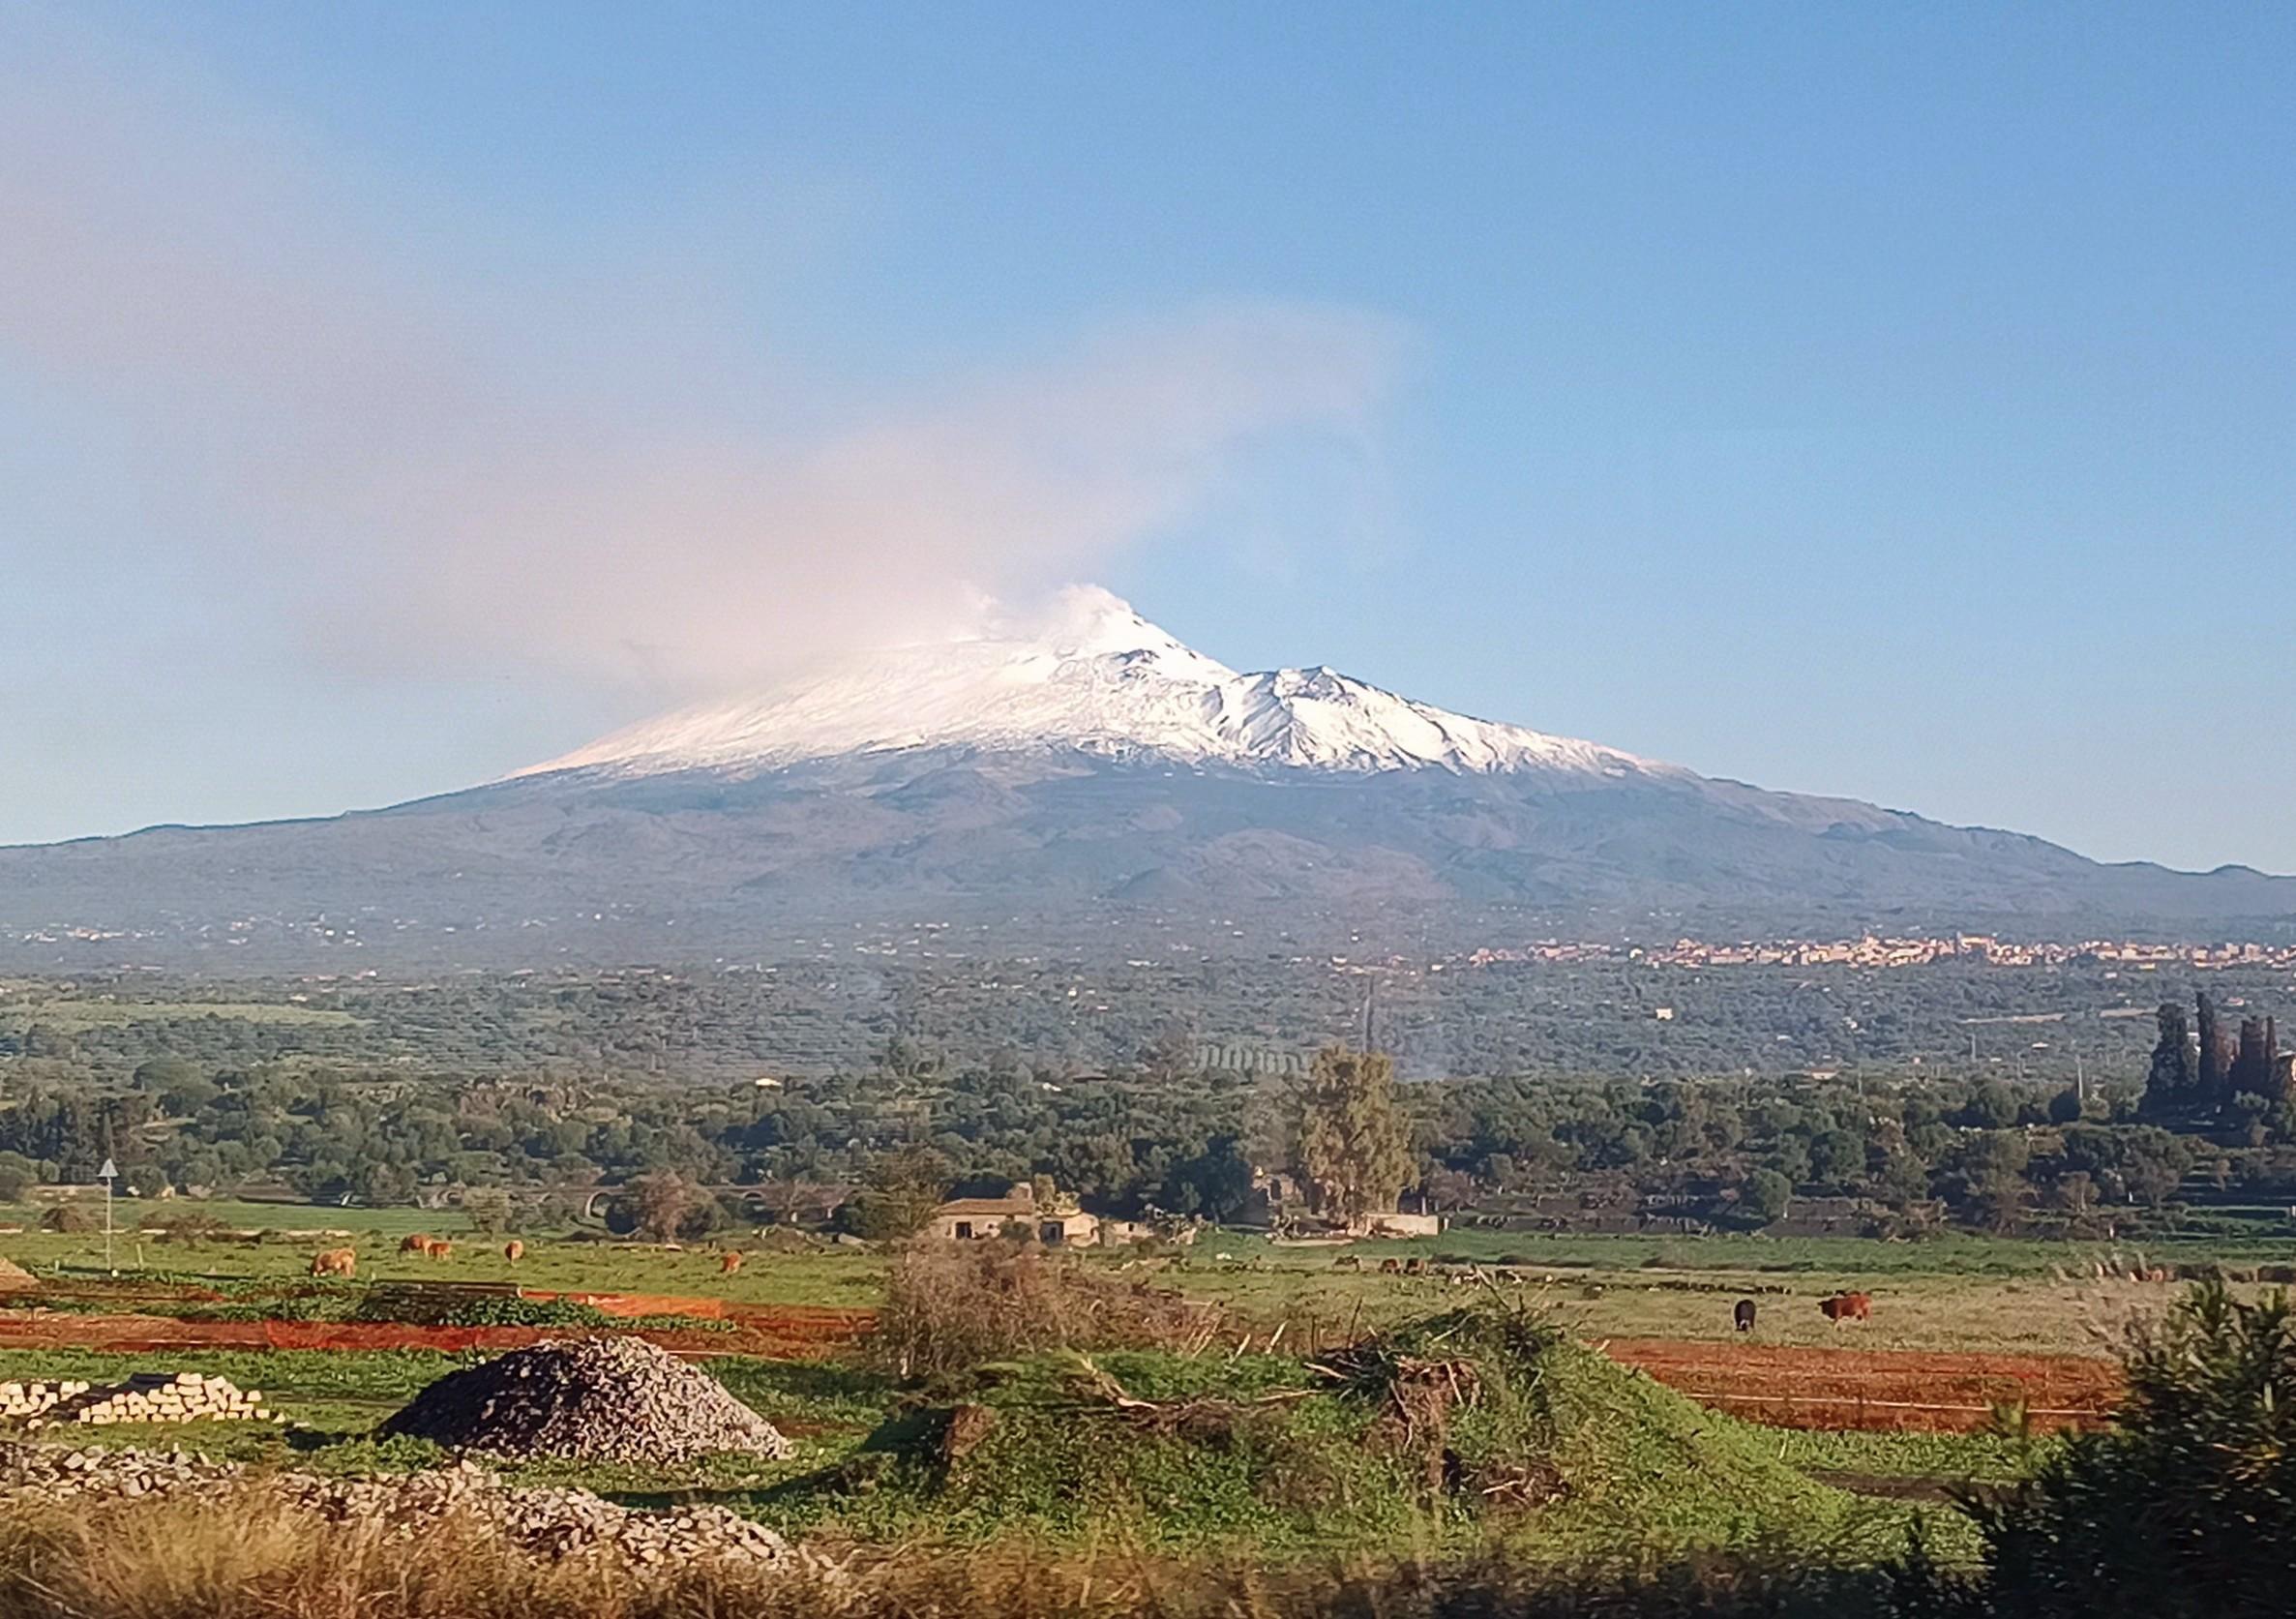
3, 585, 2291, 973
519, 586, 1678, 782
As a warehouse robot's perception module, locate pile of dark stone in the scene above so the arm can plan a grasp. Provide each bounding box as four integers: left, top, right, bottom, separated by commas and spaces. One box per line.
0, 1444, 796, 1570
379, 1335, 793, 1463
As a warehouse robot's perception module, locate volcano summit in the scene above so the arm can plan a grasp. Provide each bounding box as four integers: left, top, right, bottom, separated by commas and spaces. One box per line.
518, 587, 1673, 782
2, 589, 2289, 969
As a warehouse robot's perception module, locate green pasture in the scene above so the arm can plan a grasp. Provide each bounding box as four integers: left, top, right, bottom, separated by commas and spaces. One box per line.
0, 1200, 882, 1307
8, 1202, 2287, 1356
0, 999, 358, 1030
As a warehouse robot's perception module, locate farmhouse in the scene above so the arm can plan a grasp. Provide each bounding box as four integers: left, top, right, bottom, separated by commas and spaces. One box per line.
924, 1183, 1098, 1245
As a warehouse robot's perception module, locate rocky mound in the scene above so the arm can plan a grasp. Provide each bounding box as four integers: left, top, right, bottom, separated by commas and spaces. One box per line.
0, 1445, 794, 1570
0, 1254, 35, 1293
378, 1335, 791, 1463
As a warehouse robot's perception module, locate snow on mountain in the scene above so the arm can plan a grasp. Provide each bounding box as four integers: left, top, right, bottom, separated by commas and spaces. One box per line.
518, 585, 1679, 782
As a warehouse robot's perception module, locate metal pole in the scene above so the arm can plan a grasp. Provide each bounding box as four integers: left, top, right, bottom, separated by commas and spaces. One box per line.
98, 1157, 117, 1274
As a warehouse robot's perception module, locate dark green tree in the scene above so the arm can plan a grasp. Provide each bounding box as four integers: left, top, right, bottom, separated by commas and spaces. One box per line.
1739, 1167, 1793, 1225
2143, 1001, 2195, 1116
2196, 992, 2233, 1108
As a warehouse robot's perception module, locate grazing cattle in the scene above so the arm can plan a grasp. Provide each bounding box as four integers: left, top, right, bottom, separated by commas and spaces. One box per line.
424, 1239, 452, 1261
1818, 1291, 1872, 1325
502, 1241, 524, 1264
719, 1250, 744, 1274
1378, 1257, 1401, 1275
1330, 1254, 1362, 1272
399, 1233, 435, 1255
310, 1246, 356, 1279
1733, 1299, 1757, 1334
1402, 1256, 1428, 1277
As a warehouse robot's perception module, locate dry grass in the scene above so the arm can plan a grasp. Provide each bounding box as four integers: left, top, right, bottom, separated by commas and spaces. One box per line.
872, 1242, 1219, 1377
0, 1492, 1902, 1619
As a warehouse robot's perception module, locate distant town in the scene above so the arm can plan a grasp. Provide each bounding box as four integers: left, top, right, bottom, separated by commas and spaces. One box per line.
1441, 936, 2296, 972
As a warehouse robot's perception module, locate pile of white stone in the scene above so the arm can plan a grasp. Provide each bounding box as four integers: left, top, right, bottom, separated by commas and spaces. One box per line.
1, 1371, 277, 1428
0, 1445, 796, 1572
379, 1336, 791, 1464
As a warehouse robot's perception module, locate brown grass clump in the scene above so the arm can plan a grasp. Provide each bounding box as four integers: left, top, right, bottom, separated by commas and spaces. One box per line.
871, 1241, 1219, 1377
0, 1495, 1910, 1619
0, 1495, 788, 1619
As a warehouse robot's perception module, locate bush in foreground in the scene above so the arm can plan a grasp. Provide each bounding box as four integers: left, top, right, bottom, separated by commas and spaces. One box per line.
1940, 1282, 2296, 1617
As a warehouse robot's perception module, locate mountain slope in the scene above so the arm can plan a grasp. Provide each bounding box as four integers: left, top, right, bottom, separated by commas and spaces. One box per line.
1, 589, 2290, 969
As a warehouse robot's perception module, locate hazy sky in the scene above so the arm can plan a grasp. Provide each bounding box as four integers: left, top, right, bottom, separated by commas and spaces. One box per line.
3, 3, 2291, 872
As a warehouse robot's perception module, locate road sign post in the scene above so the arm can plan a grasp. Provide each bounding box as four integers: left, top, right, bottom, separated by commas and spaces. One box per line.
98, 1157, 117, 1274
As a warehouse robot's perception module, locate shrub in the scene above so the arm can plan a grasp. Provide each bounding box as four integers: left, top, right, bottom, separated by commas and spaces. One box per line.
1948, 1282, 2296, 1616
872, 1242, 1215, 1378
39, 1205, 96, 1234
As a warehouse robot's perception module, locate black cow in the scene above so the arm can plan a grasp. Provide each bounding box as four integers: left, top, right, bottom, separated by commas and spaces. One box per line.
1733, 1299, 1757, 1334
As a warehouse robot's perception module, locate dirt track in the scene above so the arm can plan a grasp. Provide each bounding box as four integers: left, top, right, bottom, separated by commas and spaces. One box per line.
1604, 1336, 2120, 1431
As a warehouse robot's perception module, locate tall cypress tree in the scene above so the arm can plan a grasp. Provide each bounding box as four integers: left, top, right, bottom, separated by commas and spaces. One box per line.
2196, 992, 2233, 1108
2145, 1002, 2196, 1116
2231, 1017, 2275, 1101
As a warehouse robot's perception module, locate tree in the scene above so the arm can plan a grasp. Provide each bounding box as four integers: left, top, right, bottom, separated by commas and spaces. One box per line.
460, 1186, 517, 1235
2230, 1016, 2279, 1102
0, 1152, 36, 1203
1944, 1131, 2031, 1231
2143, 1002, 2195, 1116
1159, 1134, 1255, 1222
1962, 1080, 2018, 1130
1291, 1045, 1413, 1226
1740, 1168, 1793, 1225
2046, 1087, 2084, 1125
2196, 992, 2233, 1108
850, 1146, 949, 1241
624, 1171, 701, 1242
2051, 1169, 2096, 1219
1808, 1127, 1866, 1185
2118, 1128, 2192, 1208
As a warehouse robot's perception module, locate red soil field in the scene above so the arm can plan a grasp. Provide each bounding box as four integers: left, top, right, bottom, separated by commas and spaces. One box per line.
0, 1304, 877, 1360
1604, 1337, 2121, 1432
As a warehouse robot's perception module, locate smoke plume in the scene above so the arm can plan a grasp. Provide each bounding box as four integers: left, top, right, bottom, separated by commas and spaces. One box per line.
0, 14, 1398, 701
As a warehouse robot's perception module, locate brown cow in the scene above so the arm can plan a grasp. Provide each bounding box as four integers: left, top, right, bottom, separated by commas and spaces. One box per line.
399, 1233, 435, 1255
426, 1240, 452, 1261
719, 1250, 744, 1275
1818, 1291, 1872, 1325
503, 1241, 525, 1264
1378, 1257, 1401, 1275
310, 1246, 356, 1279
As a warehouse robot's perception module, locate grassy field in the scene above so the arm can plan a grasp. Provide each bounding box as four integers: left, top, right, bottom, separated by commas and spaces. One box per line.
0, 1326, 1997, 1565
0, 1200, 884, 1307
0, 998, 358, 1030
3, 1201, 2251, 1355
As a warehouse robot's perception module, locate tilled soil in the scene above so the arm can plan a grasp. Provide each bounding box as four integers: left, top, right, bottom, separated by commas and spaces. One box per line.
0, 1303, 876, 1358
1605, 1337, 2120, 1431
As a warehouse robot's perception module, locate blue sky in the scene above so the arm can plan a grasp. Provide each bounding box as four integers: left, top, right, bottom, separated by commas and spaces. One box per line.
3, 2, 2291, 872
